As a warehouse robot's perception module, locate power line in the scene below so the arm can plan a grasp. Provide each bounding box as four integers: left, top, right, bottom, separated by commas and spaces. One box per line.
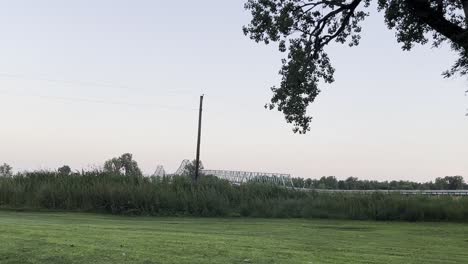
0, 90, 198, 111
0, 72, 194, 95
0, 72, 262, 112
0, 72, 202, 111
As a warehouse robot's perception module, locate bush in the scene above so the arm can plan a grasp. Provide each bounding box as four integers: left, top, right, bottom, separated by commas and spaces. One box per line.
0, 171, 468, 222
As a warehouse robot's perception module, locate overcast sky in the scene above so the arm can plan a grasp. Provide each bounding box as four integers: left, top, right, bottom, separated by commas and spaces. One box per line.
0, 0, 467, 181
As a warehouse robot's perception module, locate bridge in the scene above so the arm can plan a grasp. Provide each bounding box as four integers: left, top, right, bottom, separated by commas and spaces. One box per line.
202, 169, 293, 186
302, 189, 468, 196
158, 159, 293, 186
155, 160, 467, 196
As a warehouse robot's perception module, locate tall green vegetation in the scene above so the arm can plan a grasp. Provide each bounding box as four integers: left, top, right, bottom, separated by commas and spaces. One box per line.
1, 171, 468, 221
1, 155, 467, 221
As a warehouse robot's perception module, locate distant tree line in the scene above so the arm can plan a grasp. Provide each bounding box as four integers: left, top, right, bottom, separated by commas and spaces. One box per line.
291, 176, 467, 190
1, 156, 465, 190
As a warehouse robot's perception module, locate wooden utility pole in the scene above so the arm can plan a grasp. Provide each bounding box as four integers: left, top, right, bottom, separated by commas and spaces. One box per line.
194, 94, 204, 183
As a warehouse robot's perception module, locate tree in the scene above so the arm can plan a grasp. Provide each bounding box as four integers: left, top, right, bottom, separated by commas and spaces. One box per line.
446, 175, 465, 189
318, 176, 339, 189
104, 153, 143, 177
305, 178, 313, 188
434, 177, 449, 189
58, 165, 72, 175
434, 176, 465, 189
0, 163, 12, 177
181, 160, 204, 180
244, 0, 468, 133
345, 176, 359, 189
292, 177, 306, 187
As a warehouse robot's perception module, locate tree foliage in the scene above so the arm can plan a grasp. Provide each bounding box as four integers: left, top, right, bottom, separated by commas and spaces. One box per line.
434, 175, 465, 190
181, 160, 204, 180
243, 0, 468, 133
58, 165, 72, 175
103, 153, 142, 177
0, 163, 12, 177
292, 175, 467, 189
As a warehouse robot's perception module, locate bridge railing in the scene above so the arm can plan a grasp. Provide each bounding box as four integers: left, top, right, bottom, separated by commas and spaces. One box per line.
297, 189, 468, 196
202, 169, 293, 186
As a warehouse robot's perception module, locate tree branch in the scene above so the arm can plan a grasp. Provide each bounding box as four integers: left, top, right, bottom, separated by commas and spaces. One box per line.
406, 0, 468, 50
309, 0, 362, 58
461, 0, 468, 26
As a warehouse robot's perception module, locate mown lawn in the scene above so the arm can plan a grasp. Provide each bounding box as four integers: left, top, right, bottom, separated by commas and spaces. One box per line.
0, 211, 467, 264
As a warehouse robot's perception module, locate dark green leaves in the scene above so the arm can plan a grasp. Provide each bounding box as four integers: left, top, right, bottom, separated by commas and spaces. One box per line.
245, 0, 468, 132
244, 0, 369, 133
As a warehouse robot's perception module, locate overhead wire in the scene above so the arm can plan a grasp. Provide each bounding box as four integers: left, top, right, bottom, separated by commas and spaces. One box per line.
0, 72, 194, 95
0, 90, 198, 111
0, 72, 199, 111
0, 72, 262, 112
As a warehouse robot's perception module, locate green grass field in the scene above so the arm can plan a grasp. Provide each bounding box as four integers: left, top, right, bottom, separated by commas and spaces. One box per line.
0, 211, 467, 264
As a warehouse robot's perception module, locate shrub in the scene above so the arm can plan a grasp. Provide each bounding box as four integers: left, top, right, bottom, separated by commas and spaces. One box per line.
0, 171, 467, 222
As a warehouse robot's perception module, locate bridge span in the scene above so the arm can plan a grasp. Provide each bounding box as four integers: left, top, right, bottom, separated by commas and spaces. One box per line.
299, 189, 468, 196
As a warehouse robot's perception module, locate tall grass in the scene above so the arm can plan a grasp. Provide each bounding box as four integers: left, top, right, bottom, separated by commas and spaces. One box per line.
1, 171, 468, 221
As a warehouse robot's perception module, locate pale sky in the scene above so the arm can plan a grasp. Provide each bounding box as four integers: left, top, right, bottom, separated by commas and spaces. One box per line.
0, 0, 467, 181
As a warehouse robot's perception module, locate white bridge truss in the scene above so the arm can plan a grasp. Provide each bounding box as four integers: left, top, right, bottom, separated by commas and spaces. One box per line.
175, 160, 191, 176
154, 162, 468, 195
202, 169, 293, 186
153, 165, 166, 177
155, 159, 293, 187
